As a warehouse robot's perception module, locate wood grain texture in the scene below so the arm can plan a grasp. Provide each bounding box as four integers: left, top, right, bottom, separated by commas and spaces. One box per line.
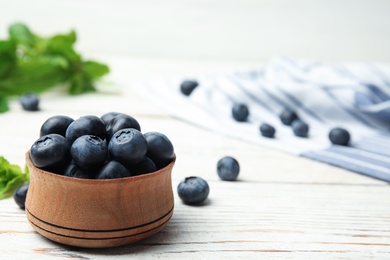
0, 58, 389, 258
25, 153, 175, 248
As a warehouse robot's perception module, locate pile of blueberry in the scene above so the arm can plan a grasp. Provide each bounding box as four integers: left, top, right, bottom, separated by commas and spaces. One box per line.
29, 112, 175, 179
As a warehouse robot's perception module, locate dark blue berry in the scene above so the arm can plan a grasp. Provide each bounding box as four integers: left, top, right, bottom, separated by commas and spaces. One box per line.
13, 183, 29, 210
217, 156, 240, 181
64, 162, 94, 179
232, 103, 249, 122
70, 135, 108, 170
259, 123, 276, 138
30, 134, 70, 169
106, 114, 141, 141
129, 157, 157, 176
96, 161, 130, 179
144, 132, 174, 168
291, 119, 309, 137
20, 93, 39, 111
109, 128, 148, 166
65, 115, 107, 144
100, 112, 125, 126
329, 127, 350, 146
40, 115, 74, 137
180, 80, 199, 96
177, 176, 210, 205
280, 109, 298, 125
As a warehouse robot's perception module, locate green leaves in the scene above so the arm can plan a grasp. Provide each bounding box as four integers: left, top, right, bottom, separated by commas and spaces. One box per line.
0, 156, 29, 199
0, 23, 110, 112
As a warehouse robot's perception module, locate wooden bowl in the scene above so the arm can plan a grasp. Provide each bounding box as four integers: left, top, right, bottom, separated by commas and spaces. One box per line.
25, 152, 175, 248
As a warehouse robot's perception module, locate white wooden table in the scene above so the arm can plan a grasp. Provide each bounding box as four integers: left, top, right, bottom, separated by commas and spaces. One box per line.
0, 57, 390, 259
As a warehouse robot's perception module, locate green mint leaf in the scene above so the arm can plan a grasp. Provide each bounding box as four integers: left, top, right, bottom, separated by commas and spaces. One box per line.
69, 72, 96, 95
0, 156, 29, 199
81, 61, 110, 80
0, 40, 17, 78
0, 23, 110, 112
0, 55, 69, 96
8, 23, 35, 48
46, 30, 81, 62
0, 96, 9, 113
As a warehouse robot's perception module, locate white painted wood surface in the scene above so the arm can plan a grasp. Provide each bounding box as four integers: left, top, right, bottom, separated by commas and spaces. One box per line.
1, 1, 390, 258
0, 57, 390, 259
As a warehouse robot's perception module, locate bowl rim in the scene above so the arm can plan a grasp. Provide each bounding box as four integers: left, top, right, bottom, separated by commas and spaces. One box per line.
26, 151, 176, 184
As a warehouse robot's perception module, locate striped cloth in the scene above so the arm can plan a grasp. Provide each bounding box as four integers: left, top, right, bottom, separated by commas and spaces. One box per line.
130, 56, 390, 182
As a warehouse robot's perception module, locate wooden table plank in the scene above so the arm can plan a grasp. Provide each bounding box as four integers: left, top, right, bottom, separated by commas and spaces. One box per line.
0, 58, 389, 259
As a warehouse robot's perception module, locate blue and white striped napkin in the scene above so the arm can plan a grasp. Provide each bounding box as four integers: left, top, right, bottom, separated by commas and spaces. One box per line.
130, 56, 390, 182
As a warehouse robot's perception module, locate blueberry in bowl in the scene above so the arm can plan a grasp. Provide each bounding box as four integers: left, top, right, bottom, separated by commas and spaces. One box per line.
25, 112, 176, 248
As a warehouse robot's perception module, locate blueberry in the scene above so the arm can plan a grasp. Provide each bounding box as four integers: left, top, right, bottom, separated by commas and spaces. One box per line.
280, 109, 299, 125
177, 176, 210, 205
106, 114, 141, 141
40, 115, 74, 137
232, 103, 249, 122
144, 132, 175, 168
259, 123, 276, 138
109, 128, 148, 166
129, 157, 157, 176
291, 119, 309, 137
20, 93, 39, 111
217, 156, 240, 181
329, 127, 350, 146
180, 80, 199, 96
30, 134, 70, 169
96, 161, 130, 179
64, 162, 94, 179
70, 135, 108, 170
65, 115, 107, 145
13, 183, 29, 210
100, 112, 125, 126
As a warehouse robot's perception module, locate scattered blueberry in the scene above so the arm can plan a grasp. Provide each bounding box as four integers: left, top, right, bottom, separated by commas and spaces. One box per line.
232, 103, 249, 122
180, 80, 199, 96
105, 114, 141, 141
177, 176, 210, 205
30, 134, 70, 169
65, 115, 107, 144
96, 161, 130, 179
259, 123, 276, 138
40, 115, 74, 137
144, 132, 175, 168
280, 109, 298, 125
329, 127, 350, 146
13, 183, 29, 210
70, 135, 108, 170
217, 156, 240, 181
109, 128, 148, 166
291, 119, 309, 137
20, 93, 39, 111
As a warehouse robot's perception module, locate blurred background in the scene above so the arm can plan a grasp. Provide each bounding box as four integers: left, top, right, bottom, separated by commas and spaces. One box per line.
1, 0, 389, 63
